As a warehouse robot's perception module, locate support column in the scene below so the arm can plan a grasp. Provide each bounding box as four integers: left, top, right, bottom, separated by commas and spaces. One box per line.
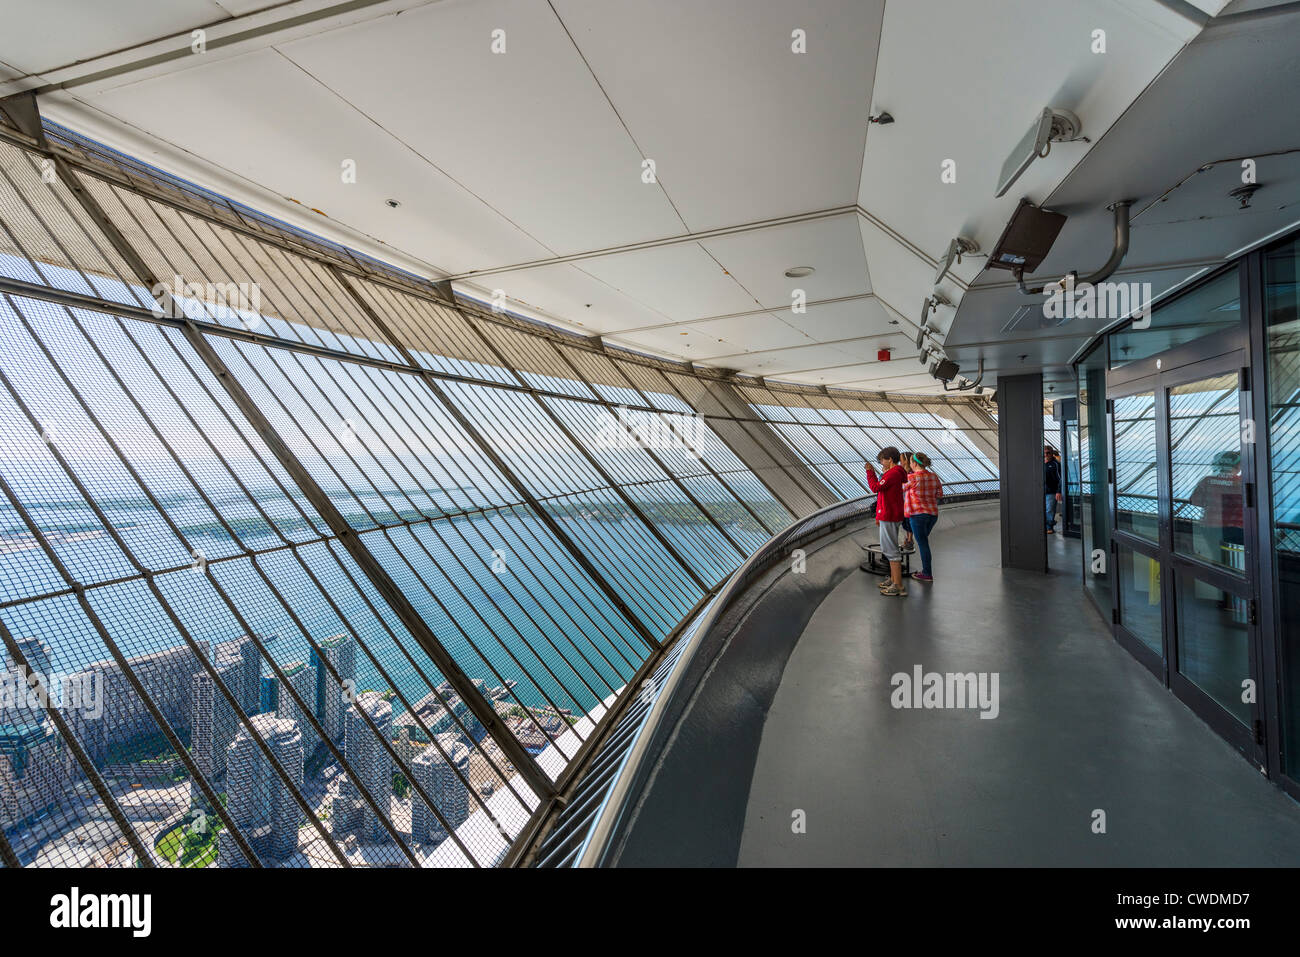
997, 373, 1047, 572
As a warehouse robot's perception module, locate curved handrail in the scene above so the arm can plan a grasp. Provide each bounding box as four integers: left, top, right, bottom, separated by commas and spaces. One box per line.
574, 492, 879, 866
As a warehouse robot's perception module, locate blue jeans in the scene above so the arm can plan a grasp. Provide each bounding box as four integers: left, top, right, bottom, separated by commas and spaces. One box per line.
909, 512, 938, 576
1045, 493, 1057, 529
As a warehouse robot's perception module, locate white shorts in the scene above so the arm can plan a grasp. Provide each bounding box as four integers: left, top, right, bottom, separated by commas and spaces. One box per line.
879, 521, 902, 562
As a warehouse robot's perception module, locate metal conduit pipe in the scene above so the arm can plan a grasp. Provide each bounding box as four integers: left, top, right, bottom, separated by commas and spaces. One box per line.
1016, 200, 1133, 296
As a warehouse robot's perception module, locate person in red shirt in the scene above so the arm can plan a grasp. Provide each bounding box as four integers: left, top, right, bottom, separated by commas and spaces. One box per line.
866, 446, 908, 596
903, 451, 943, 582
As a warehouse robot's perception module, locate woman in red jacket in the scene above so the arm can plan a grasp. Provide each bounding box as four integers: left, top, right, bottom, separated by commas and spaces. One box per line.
866, 446, 908, 597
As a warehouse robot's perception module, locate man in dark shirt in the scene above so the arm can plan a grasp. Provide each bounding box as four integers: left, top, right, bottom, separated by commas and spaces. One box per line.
1044, 446, 1062, 534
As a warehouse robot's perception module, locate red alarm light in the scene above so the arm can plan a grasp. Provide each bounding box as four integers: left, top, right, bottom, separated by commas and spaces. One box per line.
877, 348, 891, 362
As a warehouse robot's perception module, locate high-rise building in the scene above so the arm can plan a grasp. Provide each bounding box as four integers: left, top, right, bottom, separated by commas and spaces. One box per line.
3, 637, 53, 728
62, 643, 204, 764
333, 691, 393, 844
260, 675, 279, 714
218, 713, 303, 867
410, 733, 471, 847
0, 721, 74, 831
276, 661, 317, 757
6, 637, 51, 679
215, 637, 261, 716
190, 660, 241, 780
310, 634, 356, 745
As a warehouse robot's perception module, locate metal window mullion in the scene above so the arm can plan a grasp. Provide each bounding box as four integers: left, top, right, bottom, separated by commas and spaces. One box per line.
654, 371, 828, 514
0, 157, 105, 296
405, 292, 708, 590
349, 364, 625, 701
225, 554, 429, 866
424, 513, 614, 714
0, 617, 158, 868
330, 357, 487, 518
0, 157, 139, 307
486, 505, 642, 678
365, 520, 568, 753
527, 400, 709, 591
165, 201, 328, 350
542, 378, 750, 561
95, 182, 229, 326
52, 301, 271, 558
130, 571, 346, 867
276, 348, 425, 522
472, 496, 644, 670
384, 369, 527, 512
225, 340, 393, 528
0, 468, 261, 866
138, 316, 329, 541
316, 540, 533, 811
189, 326, 556, 796
292, 357, 606, 726
384, 521, 575, 751
0, 296, 338, 866
555, 481, 702, 611
330, 268, 660, 650
549, 494, 688, 633
263, 241, 367, 350
290, 546, 523, 845
698, 387, 833, 505
35, 139, 559, 800
506, 579, 725, 867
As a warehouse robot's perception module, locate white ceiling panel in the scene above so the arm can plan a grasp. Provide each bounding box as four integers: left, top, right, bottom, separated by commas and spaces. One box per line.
698, 213, 870, 308
685, 313, 816, 354
549, 0, 883, 231
607, 326, 745, 363
564, 243, 762, 321
277, 0, 686, 255
0, 0, 230, 76
791, 297, 897, 344
469, 261, 674, 335
74, 48, 555, 274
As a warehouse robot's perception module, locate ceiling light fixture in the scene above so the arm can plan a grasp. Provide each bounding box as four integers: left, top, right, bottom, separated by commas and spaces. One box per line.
933, 237, 980, 285
994, 107, 1085, 198
386, 199, 401, 208
784, 266, 815, 278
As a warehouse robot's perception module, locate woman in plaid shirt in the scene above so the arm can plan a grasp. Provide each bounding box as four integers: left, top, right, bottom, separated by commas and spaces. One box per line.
903, 452, 942, 582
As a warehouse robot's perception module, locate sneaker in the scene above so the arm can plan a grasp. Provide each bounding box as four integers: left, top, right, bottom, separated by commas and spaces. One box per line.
911, 572, 933, 582
880, 583, 907, 597
1046, 528, 1054, 535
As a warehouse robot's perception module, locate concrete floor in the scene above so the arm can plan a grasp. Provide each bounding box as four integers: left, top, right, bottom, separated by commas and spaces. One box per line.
738, 514, 1300, 866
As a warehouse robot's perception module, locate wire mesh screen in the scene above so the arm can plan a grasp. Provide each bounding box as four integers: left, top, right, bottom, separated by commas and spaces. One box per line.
0, 117, 1001, 867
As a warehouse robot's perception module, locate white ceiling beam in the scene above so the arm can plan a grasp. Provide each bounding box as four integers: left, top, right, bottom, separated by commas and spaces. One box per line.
0, 0, 441, 97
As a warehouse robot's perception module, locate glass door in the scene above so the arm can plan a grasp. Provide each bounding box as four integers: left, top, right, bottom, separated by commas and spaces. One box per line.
1166, 369, 1259, 754
1109, 354, 1263, 765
